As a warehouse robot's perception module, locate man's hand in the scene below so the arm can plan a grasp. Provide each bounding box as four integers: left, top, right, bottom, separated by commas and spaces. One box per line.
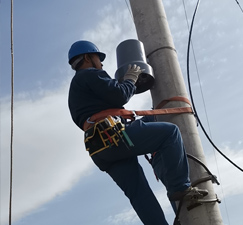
123, 64, 144, 84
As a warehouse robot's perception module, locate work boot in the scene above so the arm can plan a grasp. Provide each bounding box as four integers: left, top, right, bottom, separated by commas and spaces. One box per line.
168, 186, 208, 201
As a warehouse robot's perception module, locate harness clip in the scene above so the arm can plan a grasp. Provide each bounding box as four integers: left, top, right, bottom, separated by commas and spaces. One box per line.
132, 110, 137, 119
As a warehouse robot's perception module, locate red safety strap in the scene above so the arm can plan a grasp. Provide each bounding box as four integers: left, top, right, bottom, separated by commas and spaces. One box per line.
83, 96, 193, 131
155, 96, 191, 109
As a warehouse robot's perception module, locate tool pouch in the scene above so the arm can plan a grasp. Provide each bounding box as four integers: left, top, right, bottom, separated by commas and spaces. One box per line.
84, 116, 124, 156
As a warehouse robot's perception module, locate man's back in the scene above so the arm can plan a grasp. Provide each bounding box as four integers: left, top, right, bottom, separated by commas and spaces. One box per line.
68, 68, 135, 129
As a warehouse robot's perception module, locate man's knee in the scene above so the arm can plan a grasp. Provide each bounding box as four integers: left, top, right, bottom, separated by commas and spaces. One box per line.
162, 122, 180, 137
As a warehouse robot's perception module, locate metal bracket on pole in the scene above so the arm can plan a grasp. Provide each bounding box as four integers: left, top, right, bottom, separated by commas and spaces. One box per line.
187, 153, 220, 185
191, 175, 219, 187
173, 154, 221, 225
173, 193, 221, 225
187, 194, 221, 211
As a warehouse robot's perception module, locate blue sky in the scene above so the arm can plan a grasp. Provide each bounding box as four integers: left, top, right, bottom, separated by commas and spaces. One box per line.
1, 0, 243, 225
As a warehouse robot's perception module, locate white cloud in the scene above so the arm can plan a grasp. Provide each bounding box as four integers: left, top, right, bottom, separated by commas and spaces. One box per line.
0, 82, 94, 224
106, 208, 139, 225
103, 182, 174, 225
206, 147, 243, 198
82, 5, 137, 77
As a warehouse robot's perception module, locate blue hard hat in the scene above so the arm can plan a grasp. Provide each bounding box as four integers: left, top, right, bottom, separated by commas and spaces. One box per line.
68, 40, 106, 64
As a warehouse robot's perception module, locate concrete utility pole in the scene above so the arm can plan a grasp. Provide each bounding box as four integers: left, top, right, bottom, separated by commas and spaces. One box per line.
129, 0, 223, 224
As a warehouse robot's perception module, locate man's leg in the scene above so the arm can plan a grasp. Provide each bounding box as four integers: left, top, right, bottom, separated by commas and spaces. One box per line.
125, 120, 191, 197
151, 128, 190, 196
107, 157, 169, 225
94, 119, 190, 200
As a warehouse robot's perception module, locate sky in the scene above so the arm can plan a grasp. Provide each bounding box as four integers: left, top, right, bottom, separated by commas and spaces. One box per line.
0, 0, 243, 225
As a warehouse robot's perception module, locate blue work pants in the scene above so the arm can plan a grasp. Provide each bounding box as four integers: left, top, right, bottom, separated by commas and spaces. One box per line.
91, 118, 191, 225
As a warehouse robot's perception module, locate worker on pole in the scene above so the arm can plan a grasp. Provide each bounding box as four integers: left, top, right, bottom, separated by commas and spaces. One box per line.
67, 40, 208, 225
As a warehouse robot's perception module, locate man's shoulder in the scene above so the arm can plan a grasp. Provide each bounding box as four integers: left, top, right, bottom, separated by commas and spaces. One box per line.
77, 68, 109, 78
77, 68, 103, 73
71, 68, 109, 85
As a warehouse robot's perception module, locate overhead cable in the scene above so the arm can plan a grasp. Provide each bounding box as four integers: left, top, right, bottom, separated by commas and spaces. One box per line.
182, 1, 232, 223
125, 0, 134, 21
186, 0, 243, 172
235, 0, 243, 13
181, 0, 213, 139
9, 0, 14, 225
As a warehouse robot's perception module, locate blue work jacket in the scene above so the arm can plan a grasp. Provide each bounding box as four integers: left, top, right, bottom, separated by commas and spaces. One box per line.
68, 68, 136, 130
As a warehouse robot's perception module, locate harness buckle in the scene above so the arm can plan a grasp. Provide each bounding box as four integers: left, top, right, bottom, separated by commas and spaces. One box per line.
132, 110, 137, 119
86, 117, 95, 124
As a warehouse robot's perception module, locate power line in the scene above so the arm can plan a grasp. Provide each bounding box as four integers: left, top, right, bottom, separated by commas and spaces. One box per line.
9, 0, 14, 224
234, 0, 243, 13
186, 0, 243, 173
181, 1, 232, 224
124, 0, 134, 21
181, 0, 212, 140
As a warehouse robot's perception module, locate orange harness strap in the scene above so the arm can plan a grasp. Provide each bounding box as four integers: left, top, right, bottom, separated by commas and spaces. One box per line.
83, 96, 193, 131
155, 96, 192, 109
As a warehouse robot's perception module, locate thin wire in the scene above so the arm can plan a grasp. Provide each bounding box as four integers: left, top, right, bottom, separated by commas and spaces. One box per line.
125, 0, 134, 22
182, 1, 231, 224
181, 0, 213, 140
186, 0, 243, 172
9, 0, 14, 224
235, 0, 243, 13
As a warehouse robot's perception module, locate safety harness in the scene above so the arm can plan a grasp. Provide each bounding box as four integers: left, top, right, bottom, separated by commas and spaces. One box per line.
83, 96, 192, 131
83, 96, 193, 156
